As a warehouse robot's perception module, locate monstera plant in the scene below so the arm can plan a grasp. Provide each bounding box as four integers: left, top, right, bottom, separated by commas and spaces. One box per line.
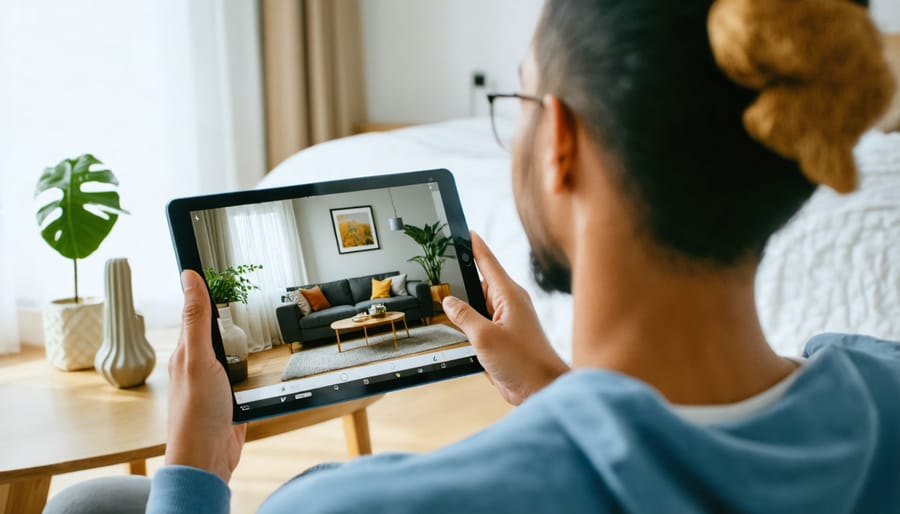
35, 154, 128, 370
36, 154, 128, 302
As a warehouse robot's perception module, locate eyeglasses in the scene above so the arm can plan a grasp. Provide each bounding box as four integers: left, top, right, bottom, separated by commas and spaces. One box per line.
486, 93, 543, 151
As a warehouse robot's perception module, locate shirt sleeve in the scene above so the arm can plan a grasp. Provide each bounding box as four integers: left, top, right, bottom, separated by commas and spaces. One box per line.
146, 465, 231, 514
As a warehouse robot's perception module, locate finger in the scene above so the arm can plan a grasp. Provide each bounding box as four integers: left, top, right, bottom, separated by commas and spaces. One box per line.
470, 232, 514, 290
480, 280, 495, 316
180, 270, 214, 360
443, 296, 491, 341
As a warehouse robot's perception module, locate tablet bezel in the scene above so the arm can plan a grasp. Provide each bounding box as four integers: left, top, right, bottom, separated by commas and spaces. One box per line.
167, 169, 487, 423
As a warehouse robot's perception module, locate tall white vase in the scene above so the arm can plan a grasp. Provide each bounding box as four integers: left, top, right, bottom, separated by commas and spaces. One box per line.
94, 258, 156, 388
218, 305, 248, 383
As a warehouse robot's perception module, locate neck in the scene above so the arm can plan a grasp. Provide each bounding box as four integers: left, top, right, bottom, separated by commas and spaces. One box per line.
569, 231, 795, 405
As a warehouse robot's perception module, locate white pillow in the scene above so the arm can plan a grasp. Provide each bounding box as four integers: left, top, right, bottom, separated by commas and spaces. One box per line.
390, 273, 408, 296
287, 290, 312, 316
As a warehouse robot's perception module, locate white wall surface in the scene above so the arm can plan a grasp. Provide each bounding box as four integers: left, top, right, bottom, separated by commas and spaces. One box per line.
359, 0, 898, 124
359, 0, 543, 124
292, 184, 467, 300
873, 0, 900, 33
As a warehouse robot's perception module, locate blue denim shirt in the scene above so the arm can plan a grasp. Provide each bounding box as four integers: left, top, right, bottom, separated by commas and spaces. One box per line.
147, 333, 900, 513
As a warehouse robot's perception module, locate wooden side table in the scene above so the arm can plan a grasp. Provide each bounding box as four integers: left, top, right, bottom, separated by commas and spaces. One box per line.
0, 331, 382, 514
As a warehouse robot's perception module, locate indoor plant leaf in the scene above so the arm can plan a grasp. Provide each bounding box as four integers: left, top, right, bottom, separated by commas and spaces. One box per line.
34, 154, 129, 260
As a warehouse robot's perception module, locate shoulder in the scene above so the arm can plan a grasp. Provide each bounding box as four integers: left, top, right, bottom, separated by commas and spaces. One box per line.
258, 375, 628, 514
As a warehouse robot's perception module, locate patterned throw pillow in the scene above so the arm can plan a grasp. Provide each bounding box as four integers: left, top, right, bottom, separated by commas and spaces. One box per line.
390, 273, 408, 296
299, 286, 331, 312
370, 277, 392, 299
287, 289, 312, 316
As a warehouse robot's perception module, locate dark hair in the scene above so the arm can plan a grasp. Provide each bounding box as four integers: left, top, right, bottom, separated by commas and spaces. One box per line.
534, 0, 822, 266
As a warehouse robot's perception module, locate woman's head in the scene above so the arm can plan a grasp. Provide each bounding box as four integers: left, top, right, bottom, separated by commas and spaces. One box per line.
512, 0, 891, 293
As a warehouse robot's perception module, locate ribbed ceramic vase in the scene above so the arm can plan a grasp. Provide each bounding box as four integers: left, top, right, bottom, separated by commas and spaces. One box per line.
218, 305, 248, 384
94, 258, 156, 388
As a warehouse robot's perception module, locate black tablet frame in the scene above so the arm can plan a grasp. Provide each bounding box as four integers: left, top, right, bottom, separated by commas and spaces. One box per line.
167, 169, 487, 423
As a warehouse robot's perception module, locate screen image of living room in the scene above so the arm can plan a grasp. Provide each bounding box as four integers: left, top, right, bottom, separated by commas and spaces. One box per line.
192, 182, 471, 393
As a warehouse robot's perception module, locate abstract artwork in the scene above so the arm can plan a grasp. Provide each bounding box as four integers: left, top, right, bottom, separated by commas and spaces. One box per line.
330, 206, 380, 254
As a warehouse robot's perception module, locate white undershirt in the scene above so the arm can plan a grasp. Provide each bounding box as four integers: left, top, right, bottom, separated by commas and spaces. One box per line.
670, 358, 806, 425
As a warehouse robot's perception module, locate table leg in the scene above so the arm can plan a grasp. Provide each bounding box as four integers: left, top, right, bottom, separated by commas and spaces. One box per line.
363, 326, 369, 345
129, 460, 147, 476
402, 317, 410, 337
0, 475, 51, 514
342, 407, 372, 457
336, 329, 343, 352
390, 321, 399, 350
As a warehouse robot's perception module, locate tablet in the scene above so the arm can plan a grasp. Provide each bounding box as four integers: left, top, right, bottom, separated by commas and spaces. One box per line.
167, 169, 487, 422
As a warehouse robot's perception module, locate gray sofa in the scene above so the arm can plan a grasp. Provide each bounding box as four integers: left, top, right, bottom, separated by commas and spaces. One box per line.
276, 271, 434, 345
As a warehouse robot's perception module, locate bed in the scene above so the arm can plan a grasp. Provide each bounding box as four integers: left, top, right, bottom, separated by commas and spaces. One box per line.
259, 116, 900, 361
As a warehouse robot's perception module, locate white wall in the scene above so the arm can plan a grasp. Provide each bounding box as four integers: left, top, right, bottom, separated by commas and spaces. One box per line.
359, 0, 899, 124
359, 0, 543, 124
291, 184, 467, 300
873, 0, 900, 33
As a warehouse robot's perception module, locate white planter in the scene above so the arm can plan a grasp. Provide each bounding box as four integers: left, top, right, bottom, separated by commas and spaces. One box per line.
218, 304, 248, 383
43, 297, 104, 371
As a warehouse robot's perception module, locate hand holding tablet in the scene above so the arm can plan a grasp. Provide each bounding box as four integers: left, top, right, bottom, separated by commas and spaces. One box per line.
167, 169, 488, 422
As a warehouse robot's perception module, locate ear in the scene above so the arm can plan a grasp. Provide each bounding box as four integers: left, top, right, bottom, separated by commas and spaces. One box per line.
541, 94, 576, 193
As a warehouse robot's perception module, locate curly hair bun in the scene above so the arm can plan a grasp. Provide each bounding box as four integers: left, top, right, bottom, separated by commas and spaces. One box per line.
708, 0, 896, 193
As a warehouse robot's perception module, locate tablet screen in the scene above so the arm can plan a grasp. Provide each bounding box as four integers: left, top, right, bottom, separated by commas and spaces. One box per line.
169, 170, 485, 421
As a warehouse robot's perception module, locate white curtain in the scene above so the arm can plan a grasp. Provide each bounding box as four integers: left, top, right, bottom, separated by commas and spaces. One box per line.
224, 201, 309, 350
0, 0, 266, 346
0, 193, 19, 354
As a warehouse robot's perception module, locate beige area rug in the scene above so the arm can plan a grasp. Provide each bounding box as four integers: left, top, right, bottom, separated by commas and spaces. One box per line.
281, 324, 469, 380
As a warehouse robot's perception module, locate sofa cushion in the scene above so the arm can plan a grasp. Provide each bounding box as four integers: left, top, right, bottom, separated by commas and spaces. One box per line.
287, 289, 312, 316
299, 286, 331, 312
318, 279, 354, 307
347, 271, 398, 303
371, 277, 392, 299
347, 276, 372, 304
390, 273, 408, 296
355, 295, 418, 313
299, 305, 358, 329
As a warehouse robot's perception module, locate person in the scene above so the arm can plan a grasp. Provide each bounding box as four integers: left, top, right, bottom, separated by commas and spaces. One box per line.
46, 0, 900, 512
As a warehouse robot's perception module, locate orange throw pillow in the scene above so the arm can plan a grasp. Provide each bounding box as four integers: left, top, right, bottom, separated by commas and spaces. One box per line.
300, 286, 331, 312
371, 278, 392, 300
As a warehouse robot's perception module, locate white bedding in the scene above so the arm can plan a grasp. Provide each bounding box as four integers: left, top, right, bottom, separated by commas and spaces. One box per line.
756, 131, 900, 356
261, 117, 900, 361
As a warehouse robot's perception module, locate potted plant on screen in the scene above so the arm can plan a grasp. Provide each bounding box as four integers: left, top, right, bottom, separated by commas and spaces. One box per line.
403, 222, 454, 306
35, 154, 129, 371
204, 264, 262, 384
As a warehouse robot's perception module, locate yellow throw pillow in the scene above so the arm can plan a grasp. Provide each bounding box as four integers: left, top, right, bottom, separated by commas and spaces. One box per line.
371, 277, 392, 300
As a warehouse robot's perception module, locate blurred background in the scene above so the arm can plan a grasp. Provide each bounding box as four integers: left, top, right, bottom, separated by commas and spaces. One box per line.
0, 0, 897, 353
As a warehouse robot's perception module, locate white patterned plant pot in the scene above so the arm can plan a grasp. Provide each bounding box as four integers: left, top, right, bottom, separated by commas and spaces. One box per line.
43, 297, 104, 371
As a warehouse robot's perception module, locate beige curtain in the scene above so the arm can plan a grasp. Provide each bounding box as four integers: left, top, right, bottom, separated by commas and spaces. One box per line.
261, 0, 367, 170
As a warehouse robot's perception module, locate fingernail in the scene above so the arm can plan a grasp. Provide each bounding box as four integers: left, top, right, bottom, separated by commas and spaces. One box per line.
181, 270, 198, 291
442, 296, 460, 309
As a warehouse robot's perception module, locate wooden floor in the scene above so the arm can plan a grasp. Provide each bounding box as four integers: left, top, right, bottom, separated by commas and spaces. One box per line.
46, 370, 513, 513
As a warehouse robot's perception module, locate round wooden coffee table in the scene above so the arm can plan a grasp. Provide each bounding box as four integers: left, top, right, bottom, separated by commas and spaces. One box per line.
330, 312, 410, 352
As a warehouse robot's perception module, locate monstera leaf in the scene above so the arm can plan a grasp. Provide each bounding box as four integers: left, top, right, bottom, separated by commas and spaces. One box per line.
35, 154, 128, 259
35, 154, 128, 301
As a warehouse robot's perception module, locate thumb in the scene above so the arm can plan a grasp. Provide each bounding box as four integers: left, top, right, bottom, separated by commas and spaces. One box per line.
180, 270, 213, 357
443, 296, 490, 340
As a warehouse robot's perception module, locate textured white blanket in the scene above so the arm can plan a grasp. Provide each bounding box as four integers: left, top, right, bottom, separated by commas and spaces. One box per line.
756, 131, 900, 356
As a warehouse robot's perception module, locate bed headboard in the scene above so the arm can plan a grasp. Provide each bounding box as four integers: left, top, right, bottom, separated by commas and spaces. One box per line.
875, 34, 900, 132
